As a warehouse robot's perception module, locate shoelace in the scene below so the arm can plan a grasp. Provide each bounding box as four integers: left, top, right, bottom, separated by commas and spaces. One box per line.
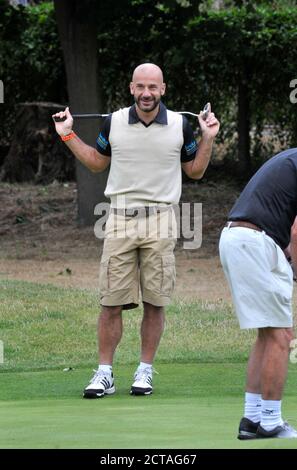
89, 369, 111, 386
134, 367, 159, 382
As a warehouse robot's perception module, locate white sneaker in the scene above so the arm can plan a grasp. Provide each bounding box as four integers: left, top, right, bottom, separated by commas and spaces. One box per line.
130, 366, 153, 395
257, 421, 297, 439
83, 369, 115, 399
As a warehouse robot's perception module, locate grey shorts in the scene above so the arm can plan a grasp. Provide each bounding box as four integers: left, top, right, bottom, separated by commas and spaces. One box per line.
219, 226, 293, 329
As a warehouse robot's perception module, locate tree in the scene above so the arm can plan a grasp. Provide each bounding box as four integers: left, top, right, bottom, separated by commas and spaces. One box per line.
54, 0, 108, 225
2, 0, 297, 185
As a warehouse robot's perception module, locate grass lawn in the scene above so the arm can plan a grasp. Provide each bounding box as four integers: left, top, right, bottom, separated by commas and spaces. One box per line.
1, 364, 297, 449
0, 279, 255, 371
1, 280, 297, 449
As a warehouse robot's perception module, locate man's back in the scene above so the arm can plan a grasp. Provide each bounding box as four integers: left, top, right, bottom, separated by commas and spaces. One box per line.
229, 148, 297, 249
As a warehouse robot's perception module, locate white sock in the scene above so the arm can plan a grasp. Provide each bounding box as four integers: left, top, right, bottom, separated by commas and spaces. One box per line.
261, 399, 283, 431
138, 361, 152, 370
98, 364, 112, 374
244, 392, 261, 423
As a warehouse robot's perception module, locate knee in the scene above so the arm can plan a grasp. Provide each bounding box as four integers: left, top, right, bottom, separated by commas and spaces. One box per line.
265, 327, 293, 350
143, 302, 164, 315
101, 305, 122, 317
285, 327, 295, 344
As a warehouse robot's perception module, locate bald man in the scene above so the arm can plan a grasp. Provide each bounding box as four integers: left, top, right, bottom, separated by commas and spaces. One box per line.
53, 63, 220, 399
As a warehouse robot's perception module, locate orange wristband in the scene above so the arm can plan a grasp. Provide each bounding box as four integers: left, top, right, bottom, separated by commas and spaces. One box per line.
61, 132, 76, 142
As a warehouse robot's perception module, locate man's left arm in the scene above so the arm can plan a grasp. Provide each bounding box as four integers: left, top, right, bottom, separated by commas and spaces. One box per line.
182, 104, 220, 180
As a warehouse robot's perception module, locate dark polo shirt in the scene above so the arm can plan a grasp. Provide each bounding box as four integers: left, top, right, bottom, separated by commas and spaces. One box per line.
229, 148, 297, 249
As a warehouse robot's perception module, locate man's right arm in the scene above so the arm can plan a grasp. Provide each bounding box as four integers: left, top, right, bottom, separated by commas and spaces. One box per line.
52, 107, 111, 173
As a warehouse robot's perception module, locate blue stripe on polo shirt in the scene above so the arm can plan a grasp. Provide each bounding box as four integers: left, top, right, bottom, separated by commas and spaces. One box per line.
185, 140, 198, 156
96, 132, 109, 151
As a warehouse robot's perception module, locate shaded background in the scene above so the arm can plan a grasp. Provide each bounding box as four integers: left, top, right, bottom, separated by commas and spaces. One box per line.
0, 0, 297, 223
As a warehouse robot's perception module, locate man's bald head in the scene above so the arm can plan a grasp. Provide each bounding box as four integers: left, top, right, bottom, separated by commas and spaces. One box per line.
130, 63, 166, 115
132, 63, 164, 83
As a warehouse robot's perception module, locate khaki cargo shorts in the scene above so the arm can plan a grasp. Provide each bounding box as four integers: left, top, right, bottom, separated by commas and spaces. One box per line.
99, 207, 177, 310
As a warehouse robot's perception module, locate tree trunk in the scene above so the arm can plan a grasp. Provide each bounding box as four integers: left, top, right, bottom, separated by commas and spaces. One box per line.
54, 0, 108, 226
237, 74, 251, 175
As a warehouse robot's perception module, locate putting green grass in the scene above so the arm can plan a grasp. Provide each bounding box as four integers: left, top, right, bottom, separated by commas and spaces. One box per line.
1, 281, 297, 448
1, 364, 297, 449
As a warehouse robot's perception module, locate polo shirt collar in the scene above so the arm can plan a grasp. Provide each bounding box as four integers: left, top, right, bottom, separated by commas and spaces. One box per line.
128, 101, 168, 125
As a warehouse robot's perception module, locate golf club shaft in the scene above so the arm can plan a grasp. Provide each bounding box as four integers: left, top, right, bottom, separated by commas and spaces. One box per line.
53, 113, 109, 122
72, 113, 110, 118
70, 103, 210, 120
54, 109, 208, 122
72, 112, 199, 118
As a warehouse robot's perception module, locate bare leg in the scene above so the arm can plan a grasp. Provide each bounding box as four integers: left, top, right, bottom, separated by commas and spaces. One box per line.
98, 305, 123, 365
260, 327, 293, 400
246, 327, 293, 398
140, 302, 165, 363
246, 329, 266, 393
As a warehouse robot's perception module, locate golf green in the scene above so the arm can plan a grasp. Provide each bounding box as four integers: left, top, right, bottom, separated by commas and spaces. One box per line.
1, 364, 297, 449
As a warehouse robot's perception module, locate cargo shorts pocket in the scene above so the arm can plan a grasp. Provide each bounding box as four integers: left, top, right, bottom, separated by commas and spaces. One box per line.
161, 254, 176, 296
99, 257, 110, 297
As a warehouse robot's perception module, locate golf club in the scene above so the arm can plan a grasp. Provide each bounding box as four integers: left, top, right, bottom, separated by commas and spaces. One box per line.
53, 103, 211, 122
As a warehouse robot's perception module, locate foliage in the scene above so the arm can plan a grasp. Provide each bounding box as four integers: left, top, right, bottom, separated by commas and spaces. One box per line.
186, 6, 297, 164
98, 2, 297, 167
0, 0, 66, 145
1, 0, 297, 169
